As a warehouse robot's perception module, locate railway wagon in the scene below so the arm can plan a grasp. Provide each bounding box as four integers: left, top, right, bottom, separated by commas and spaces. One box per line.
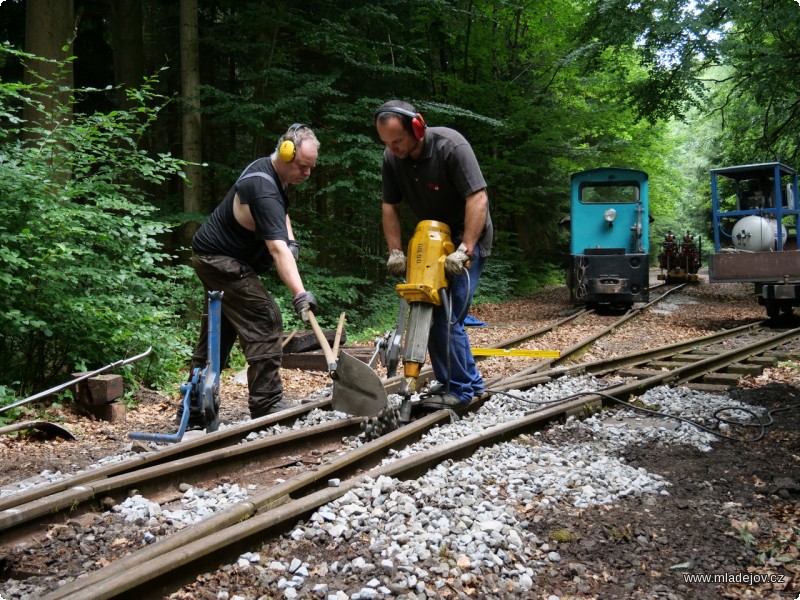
708, 162, 800, 318
566, 167, 650, 309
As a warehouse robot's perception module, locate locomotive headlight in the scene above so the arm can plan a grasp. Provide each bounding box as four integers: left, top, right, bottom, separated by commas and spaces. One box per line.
604, 208, 617, 225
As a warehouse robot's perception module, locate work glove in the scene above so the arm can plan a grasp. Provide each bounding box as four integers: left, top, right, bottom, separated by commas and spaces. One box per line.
386, 248, 407, 277
445, 243, 472, 276
287, 240, 300, 262
292, 291, 317, 322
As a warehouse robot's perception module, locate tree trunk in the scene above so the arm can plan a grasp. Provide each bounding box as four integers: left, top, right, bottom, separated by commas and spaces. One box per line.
180, 0, 203, 232
23, 0, 75, 135
110, 0, 144, 110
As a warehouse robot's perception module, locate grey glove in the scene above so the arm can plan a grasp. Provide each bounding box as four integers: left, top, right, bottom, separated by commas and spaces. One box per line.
386, 248, 407, 277
445, 243, 471, 276
288, 240, 300, 261
292, 291, 317, 322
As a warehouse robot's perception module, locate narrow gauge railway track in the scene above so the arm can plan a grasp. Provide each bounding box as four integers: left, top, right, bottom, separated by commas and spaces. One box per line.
0, 283, 730, 549
3, 322, 796, 599
400, 281, 689, 391
490, 321, 800, 399
0, 282, 687, 532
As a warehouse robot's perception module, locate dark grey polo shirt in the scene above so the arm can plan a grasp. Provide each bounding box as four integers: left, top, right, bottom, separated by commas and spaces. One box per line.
381, 126, 493, 255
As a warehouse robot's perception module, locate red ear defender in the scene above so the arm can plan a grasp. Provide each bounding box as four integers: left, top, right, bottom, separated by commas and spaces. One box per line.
410, 112, 426, 141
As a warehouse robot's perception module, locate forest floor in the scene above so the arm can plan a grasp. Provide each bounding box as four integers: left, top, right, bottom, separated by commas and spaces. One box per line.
1, 272, 799, 599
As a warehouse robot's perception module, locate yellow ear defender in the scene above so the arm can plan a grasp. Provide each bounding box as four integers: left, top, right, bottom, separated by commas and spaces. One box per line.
278, 123, 307, 163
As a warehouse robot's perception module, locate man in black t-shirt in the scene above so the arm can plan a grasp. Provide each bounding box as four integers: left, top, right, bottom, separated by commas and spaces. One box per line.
374, 101, 493, 409
182, 124, 319, 425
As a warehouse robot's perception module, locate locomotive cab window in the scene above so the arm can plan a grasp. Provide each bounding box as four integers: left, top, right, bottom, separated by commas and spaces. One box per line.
579, 182, 640, 204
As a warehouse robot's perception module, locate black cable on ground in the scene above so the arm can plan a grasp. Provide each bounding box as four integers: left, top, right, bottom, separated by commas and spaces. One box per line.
484, 387, 800, 443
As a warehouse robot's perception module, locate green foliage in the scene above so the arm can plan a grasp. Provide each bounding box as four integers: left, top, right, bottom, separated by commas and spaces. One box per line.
578, 0, 724, 123
712, 2, 800, 165
0, 44, 190, 398
512, 262, 569, 297
4, 0, 797, 407
579, 0, 800, 167
177, 0, 710, 342
472, 252, 521, 304
348, 281, 404, 342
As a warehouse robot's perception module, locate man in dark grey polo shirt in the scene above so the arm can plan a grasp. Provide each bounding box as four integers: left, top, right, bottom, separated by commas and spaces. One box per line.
374, 100, 493, 408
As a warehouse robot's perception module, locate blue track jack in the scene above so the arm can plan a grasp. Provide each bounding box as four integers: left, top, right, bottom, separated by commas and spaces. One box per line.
129, 291, 223, 444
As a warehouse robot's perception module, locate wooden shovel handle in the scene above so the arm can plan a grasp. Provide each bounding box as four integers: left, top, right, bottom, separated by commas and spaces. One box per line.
332, 312, 346, 357
307, 310, 337, 367
281, 330, 297, 349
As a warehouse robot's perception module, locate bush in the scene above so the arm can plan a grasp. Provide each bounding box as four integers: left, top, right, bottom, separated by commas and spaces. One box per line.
0, 45, 190, 398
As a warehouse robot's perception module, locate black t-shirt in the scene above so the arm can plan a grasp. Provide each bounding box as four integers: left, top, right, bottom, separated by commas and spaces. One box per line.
192, 158, 290, 273
381, 126, 493, 255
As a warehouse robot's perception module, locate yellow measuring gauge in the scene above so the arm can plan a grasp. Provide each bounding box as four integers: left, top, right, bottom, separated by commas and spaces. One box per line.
471, 348, 560, 358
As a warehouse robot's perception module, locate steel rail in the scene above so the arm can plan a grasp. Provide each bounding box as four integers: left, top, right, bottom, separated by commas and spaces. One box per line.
41, 392, 630, 600
0, 415, 362, 535
0, 286, 696, 518
476, 283, 686, 389
0, 347, 153, 415
488, 320, 766, 391
0, 285, 748, 525
0, 308, 592, 516
549, 325, 800, 405
668, 325, 800, 385
482, 307, 591, 350
379, 306, 592, 394
484, 283, 698, 387
0, 399, 332, 514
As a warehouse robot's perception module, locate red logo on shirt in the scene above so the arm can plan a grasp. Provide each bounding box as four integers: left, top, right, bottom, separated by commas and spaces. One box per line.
427, 183, 440, 191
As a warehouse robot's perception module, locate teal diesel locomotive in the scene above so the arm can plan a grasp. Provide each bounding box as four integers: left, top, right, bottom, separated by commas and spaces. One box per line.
565, 167, 650, 310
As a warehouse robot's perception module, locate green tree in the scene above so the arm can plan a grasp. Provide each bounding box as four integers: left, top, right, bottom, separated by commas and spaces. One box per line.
0, 45, 192, 397
579, 0, 800, 163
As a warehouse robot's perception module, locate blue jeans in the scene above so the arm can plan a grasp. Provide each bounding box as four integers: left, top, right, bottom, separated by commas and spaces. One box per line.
428, 245, 486, 402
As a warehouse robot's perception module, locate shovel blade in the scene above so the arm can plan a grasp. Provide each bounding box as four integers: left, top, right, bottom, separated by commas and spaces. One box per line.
0, 420, 76, 440
331, 350, 388, 417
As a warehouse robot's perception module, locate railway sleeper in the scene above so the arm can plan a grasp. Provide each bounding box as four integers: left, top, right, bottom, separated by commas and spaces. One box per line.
726, 363, 765, 376
616, 367, 662, 379
684, 382, 736, 393
670, 354, 705, 363
702, 372, 744, 386
648, 360, 688, 370
747, 355, 780, 366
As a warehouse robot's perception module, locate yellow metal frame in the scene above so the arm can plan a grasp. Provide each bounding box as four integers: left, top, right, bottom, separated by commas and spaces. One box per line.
471, 348, 560, 358
395, 220, 454, 305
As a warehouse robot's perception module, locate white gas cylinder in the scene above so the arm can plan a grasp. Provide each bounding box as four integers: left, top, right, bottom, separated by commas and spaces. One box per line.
732, 215, 788, 252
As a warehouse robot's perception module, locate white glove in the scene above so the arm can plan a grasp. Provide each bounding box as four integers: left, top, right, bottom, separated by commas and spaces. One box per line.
445, 243, 471, 276
386, 249, 407, 277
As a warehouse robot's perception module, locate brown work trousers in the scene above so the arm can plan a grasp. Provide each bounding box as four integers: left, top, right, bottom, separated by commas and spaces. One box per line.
190, 253, 284, 417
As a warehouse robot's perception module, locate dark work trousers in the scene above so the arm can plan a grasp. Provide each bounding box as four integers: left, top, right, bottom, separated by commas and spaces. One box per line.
190, 253, 284, 418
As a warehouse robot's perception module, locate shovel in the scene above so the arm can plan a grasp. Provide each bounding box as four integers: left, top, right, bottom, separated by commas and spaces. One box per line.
0, 420, 75, 440
306, 311, 388, 417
